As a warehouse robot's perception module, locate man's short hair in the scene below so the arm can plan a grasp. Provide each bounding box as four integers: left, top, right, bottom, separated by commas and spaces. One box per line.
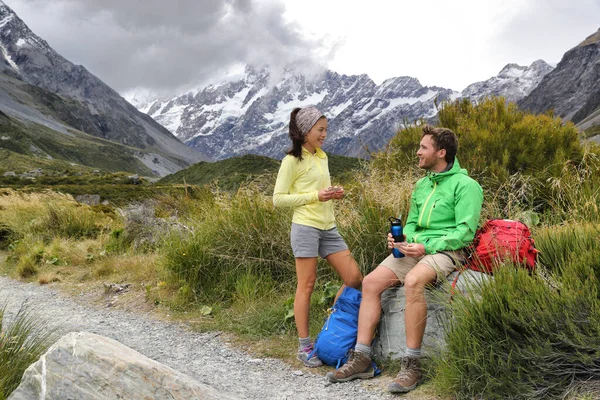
422, 125, 458, 163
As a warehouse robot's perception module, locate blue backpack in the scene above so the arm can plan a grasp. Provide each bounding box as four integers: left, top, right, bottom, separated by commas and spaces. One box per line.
310, 286, 362, 368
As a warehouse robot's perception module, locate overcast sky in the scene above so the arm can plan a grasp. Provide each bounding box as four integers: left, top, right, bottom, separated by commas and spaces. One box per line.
5, 0, 600, 98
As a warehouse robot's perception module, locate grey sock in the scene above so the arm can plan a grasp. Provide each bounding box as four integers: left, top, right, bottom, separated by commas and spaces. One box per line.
355, 343, 372, 357
405, 347, 421, 358
299, 337, 312, 349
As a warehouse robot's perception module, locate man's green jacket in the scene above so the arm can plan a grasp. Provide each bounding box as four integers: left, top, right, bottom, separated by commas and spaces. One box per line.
404, 158, 483, 254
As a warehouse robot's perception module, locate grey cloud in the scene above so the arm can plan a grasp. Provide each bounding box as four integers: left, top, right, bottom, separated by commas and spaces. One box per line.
6, 0, 330, 95
491, 0, 600, 65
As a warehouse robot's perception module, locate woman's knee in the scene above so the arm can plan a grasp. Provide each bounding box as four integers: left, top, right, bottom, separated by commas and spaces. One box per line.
296, 279, 316, 295
344, 270, 363, 288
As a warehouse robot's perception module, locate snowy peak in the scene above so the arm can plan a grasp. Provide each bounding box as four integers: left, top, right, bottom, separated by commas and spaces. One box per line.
0, 1, 53, 63
140, 65, 459, 160
498, 63, 528, 79
461, 60, 553, 103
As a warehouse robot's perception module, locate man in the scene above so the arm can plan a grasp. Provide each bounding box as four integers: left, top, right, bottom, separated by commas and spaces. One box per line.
327, 125, 483, 393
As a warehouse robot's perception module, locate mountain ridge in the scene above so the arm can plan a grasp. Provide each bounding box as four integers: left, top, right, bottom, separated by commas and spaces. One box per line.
132, 60, 553, 160
0, 1, 210, 176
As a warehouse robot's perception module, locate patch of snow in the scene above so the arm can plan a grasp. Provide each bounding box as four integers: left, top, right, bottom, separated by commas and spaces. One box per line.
390, 89, 438, 107
264, 90, 328, 128
0, 42, 19, 71
0, 15, 13, 29
449, 91, 461, 101
328, 100, 353, 118
1, 136, 9, 140
15, 38, 26, 47
155, 104, 186, 134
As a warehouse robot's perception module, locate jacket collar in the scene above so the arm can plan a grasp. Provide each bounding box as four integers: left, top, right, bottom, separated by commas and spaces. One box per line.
302, 147, 326, 159
427, 158, 463, 182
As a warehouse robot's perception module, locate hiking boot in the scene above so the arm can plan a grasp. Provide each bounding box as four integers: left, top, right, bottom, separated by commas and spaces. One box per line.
387, 356, 422, 393
326, 350, 375, 383
297, 344, 323, 368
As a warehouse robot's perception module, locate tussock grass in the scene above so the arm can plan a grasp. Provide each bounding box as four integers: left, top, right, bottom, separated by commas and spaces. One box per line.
0, 305, 56, 398
433, 223, 600, 399
0, 190, 112, 243
160, 185, 295, 303
336, 165, 417, 273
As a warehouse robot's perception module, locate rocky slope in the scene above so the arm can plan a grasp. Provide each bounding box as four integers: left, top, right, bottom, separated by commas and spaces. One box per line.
0, 1, 209, 176
520, 28, 600, 127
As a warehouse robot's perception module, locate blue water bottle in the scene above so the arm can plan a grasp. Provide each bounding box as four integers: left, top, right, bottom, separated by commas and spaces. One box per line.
389, 217, 405, 258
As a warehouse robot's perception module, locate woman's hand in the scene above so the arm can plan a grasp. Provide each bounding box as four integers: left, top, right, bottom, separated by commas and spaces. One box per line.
330, 186, 345, 200
318, 187, 336, 202
318, 186, 345, 202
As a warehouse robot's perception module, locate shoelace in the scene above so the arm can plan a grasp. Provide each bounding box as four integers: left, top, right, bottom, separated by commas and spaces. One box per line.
300, 346, 313, 353
397, 358, 417, 378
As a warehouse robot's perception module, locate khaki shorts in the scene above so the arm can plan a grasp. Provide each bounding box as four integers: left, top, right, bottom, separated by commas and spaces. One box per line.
379, 251, 464, 282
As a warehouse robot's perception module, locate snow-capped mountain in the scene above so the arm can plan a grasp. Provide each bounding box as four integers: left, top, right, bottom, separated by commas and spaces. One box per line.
461, 60, 554, 103
133, 58, 555, 160
0, 1, 208, 175
135, 66, 458, 160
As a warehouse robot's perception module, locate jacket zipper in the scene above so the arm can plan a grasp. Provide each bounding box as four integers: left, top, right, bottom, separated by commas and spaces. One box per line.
418, 182, 437, 226
426, 199, 438, 227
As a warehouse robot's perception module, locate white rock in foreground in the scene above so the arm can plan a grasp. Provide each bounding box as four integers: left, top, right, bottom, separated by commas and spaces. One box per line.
9, 331, 237, 400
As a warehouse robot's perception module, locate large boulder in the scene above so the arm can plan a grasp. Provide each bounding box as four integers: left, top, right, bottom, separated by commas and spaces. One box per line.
8, 331, 237, 400
373, 270, 490, 360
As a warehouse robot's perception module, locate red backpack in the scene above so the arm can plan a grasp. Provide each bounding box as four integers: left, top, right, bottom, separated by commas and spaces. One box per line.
466, 219, 538, 273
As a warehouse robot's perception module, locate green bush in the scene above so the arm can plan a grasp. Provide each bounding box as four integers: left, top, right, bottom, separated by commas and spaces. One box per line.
433, 223, 600, 399
376, 97, 598, 224
160, 187, 295, 302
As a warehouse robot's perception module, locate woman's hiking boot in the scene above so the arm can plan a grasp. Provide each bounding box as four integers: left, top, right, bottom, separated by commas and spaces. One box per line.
297, 344, 323, 368
387, 356, 422, 393
326, 350, 375, 382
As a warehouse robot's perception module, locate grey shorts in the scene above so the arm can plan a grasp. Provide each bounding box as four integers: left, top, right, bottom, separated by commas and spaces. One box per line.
379, 251, 464, 282
290, 223, 349, 258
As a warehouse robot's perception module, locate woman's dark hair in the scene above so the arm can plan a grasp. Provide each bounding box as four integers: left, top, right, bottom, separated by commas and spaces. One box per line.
287, 108, 305, 160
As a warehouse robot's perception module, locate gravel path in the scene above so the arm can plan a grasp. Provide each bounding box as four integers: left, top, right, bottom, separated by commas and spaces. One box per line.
0, 275, 397, 400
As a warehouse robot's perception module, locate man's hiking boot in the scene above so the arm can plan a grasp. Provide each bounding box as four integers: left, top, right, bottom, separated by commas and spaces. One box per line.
387, 356, 422, 393
326, 350, 375, 383
297, 344, 323, 368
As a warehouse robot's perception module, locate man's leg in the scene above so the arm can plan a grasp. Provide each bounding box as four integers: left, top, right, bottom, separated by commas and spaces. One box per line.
327, 265, 401, 382
403, 263, 437, 349
357, 266, 401, 345
389, 257, 452, 393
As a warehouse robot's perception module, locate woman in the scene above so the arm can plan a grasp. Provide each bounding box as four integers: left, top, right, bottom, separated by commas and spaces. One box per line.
273, 105, 363, 367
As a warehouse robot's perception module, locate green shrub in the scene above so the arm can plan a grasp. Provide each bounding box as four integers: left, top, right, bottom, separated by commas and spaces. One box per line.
433, 224, 600, 399
160, 186, 296, 302
0, 305, 55, 398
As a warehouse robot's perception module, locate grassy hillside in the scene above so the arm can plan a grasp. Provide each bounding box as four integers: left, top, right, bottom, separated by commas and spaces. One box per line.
0, 111, 153, 176
158, 153, 365, 190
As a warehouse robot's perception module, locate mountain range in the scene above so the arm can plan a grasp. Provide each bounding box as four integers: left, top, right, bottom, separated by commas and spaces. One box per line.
131, 59, 556, 160
0, 1, 208, 176
1, 0, 598, 174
